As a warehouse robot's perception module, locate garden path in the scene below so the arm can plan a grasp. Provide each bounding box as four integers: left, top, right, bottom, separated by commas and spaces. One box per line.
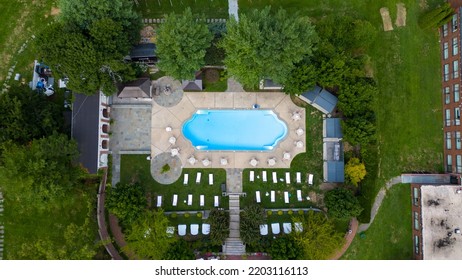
0, 192, 3, 259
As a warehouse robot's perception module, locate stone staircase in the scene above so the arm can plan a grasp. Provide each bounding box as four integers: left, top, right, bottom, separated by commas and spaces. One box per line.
223, 194, 245, 255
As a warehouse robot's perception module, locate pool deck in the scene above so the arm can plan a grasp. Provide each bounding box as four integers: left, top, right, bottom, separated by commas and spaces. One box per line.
151, 91, 306, 169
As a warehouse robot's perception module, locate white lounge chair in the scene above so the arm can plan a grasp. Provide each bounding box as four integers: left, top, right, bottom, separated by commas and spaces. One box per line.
200, 194, 205, 206
296, 172, 301, 184
285, 172, 291, 184
297, 190, 302, 202
250, 171, 255, 182
294, 222, 303, 233
209, 174, 214, 185
260, 224, 268, 236
308, 173, 313, 185
178, 224, 186, 236
214, 195, 219, 207
166, 226, 175, 237
172, 194, 178, 206
272, 172, 277, 183
202, 223, 210, 235
183, 174, 189, 185
157, 195, 162, 207
256, 191, 261, 203
262, 171, 267, 182
191, 224, 199, 236
283, 223, 292, 234
271, 223, 281, 234
284, 191, 289, 203
187, 194, 193, 206
271, 190, 275, 202
196, 172, 202, 184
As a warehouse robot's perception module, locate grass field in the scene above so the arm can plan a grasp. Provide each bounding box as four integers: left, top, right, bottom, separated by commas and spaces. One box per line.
342, 184, 412, 259
135, 0, 228, 18
120, 154, 229, 211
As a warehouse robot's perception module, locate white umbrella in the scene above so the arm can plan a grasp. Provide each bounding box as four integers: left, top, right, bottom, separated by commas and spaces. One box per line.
292, 112, 301, 121
188, 156, 196, 165
295, 141, 304, 148
283, 152, 291, 160
202, 158, 211, 167
296, 128, 304, 136
171, 148, 179, 156
220, 158, 228, 166
268, 158, 276, 166
168, 136, 176, 144
165, 126, 172, 132
250, 158, 258, 167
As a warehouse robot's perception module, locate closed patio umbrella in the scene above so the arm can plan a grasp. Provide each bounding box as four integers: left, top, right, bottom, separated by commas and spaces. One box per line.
220, 158, 228, 166
202, 158, 211, 167
165, 126, 172, 132
188, 156, 197, 165
267, 158, 276, 166
250, 158, 258, 167
171, 148, 179, 156
292, 111, 301, 121
296, 128, 304, 136
295, 141, 304, 148
283, 152, 291, 160
168, 136, 176, 144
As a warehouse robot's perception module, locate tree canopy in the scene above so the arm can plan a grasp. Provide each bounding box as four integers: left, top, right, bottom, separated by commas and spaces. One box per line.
292, 211, 344, 260
124, 209, 175, 260
156, 8, 213, 80
106, 182, 147, 227
268, 236, 303, 260
344, 157, 367, 186
0, 85, 63, 145
207, 208, 229, 246
240, 204, 267, 246
221, 7, 318, 89
324, 188, 363, 219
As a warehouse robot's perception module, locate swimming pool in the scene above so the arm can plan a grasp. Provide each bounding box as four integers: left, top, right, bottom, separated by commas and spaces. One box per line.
182, 109, 288, 151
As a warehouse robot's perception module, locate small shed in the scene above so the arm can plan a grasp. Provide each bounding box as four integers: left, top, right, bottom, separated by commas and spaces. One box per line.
182, 79, 203, 91
117, 78, 152, 98
300, 86, 338, 115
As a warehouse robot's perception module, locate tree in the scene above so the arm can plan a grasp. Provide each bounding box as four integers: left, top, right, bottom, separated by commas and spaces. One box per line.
291, 211, 344, 260
337, 78, 377, 117
268, 236, 303, 260
124, 209, 175, 260
156, 8, 213, 80
163, 239, 195, 260
206, 208, 229, 246
419, 3, 455, 30
324, 188, 363, 219
344, 157, 367, 186
284, 64, 317, 95
0, 85, 63, 145
240, 204, 266, 246
106, 182, 147, 226
221, 7, 318, 89
342, 118, 376, 145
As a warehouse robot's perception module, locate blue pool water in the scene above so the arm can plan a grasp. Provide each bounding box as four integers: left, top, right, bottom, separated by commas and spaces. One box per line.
182, 109, 288, 151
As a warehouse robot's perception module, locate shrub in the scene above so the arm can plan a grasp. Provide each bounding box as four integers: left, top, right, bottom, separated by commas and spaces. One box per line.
325, 188, 363, 219
298, 210, 304, 215
197, 212, 202, 218
345, 157, 367, 186
288, 210, 293, 215
171, 213, 177, 219
267, 210, 273, 216
184, 213, 190, 218
161, 164, 170, 174
419, 3, 454, 30
277, 210, 283, 216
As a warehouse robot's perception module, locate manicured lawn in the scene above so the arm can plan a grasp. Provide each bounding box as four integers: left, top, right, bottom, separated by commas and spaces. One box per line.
202, 69, 227, 92
342, 184, 412, 260
135, 0, 228, 18
2, 186, 100, 259
120, 154, 229, 211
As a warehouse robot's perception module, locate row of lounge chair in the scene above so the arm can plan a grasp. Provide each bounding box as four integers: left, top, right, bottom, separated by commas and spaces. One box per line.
176, 223, 211, 236
250, 171, 313, 185
255, 190, 310, 203
183, 173, 214, 185
159, 194, 219, 207
259, 222, 303, 235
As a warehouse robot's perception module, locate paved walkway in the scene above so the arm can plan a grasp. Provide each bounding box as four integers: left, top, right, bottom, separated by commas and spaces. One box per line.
358, 176, 402, 232
223, 169, 245, 255
228, 0, 239, 21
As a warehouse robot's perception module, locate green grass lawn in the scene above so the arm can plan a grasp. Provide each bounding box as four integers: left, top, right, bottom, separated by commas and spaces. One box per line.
1, 185, 100, 259
135, 0, 228, 18
120, 154, 229, 211
342, 184, 412, 259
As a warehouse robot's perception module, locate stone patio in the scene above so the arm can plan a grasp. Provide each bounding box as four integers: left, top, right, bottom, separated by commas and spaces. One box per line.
151, 91, 306, 169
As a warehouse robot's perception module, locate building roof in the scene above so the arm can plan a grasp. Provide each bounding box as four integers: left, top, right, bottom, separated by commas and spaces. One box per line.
129, 43, 156, 59
71, 93, 99, 174
421, 185, 462, 259
324, 161, 345, 182
300, 86, 338, 114
182, 79, 203, 91
118, 78, 151, 98
324, 118, 343, 139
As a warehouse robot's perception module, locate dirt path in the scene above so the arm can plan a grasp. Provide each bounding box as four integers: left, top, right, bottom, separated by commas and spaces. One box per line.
330, 218, 358, 260
380, 7, 394, 31
395, 3, 407, 27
